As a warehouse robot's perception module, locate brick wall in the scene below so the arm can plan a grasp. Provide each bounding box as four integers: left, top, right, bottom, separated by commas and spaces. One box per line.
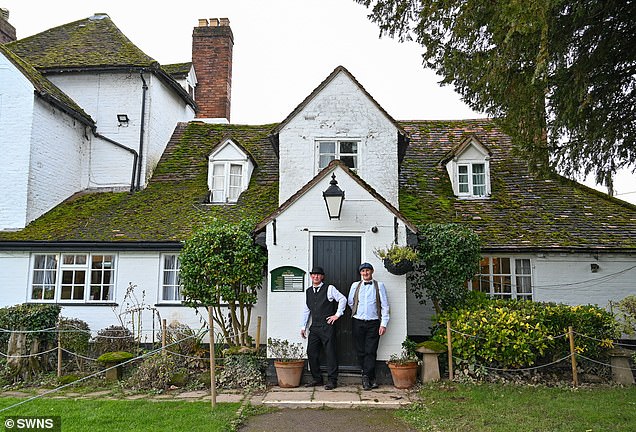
192, 18, 233, 121
0, 10, 16, 43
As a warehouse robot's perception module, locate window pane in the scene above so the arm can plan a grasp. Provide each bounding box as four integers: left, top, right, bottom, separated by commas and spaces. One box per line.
89, 255, 114, 301
32, 255, 58, 300
340, 155, 356, 169
458, 165, 469, 193
319, 155, 334, 169
319, 142, 335, 153
229, 164, 243, 201
340, 141, 357, 153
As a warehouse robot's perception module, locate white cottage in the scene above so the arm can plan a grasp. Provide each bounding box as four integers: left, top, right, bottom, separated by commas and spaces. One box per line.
0, 12, 635, 382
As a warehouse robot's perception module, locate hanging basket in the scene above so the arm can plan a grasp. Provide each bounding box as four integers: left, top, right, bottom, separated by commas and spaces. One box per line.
383, 258, 414, 275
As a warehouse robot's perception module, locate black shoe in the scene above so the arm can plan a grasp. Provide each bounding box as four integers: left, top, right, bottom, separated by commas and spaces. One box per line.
370, 381, 379, 389
304, 380, 323, 387
324, 382, 337, 390
362, 376, 372, 391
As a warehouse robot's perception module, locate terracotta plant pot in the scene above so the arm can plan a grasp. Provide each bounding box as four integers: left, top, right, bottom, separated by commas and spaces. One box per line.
388, 361, 418, 389
273, 360, 305, 388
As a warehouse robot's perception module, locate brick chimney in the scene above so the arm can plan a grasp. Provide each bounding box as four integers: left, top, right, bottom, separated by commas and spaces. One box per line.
0, 8, 17, 44
192, 18, 233, 122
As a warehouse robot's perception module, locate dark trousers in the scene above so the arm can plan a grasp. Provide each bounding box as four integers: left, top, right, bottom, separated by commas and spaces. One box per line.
352, 318, 381, 380
306, 324, 338, 383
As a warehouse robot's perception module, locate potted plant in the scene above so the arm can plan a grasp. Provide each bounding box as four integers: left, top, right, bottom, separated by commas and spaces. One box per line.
268, 337, 306, 388
374, 244, 418, 275
387, 338, 419, 389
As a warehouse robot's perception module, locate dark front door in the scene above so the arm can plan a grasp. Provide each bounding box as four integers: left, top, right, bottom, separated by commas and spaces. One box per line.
312, 235, 361, 368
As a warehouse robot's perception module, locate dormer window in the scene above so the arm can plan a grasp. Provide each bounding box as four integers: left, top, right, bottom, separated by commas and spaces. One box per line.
458, 163, 486, 196
208, 139, 255, 204
318, 140, 358, 171
444, 136, 492, 199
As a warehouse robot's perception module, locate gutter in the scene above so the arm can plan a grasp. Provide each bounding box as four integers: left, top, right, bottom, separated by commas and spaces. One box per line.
93, 131, 138, 192
136, 73, 148, 191
0, 241, 182, 252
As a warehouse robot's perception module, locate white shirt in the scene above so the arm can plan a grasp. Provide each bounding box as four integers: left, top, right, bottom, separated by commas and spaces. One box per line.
347, 279, 390, 328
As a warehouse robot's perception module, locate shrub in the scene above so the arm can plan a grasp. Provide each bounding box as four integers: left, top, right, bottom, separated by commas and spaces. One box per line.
58, 317, 91, 371
126, 354, 186, 390
614, 295, 636, 336
433, 293, 618, 370
217, 352, 266, 390
267, 338, 305, 362
92, 325, 135, 355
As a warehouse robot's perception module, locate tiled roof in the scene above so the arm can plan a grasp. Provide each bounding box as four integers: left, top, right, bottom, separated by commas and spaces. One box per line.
0, 44, 93, 126
0, 122, 279, 243
1, 119, 634, 250
5, 14, 157, 70
399, 119, 636, 250
163, 62, 192, 79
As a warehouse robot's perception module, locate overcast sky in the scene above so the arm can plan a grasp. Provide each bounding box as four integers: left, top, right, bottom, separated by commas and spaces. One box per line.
2, 0, 634, 202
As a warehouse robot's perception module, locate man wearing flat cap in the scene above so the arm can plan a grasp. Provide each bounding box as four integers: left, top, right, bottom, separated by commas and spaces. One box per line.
300, 266, 346, 390
348, 262, 390, 390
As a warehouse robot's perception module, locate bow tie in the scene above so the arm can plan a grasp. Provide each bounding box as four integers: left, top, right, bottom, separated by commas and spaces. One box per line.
363, 281, 373, 285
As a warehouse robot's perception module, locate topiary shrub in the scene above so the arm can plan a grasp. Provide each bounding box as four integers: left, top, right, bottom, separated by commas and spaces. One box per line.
92, 325, 135, 355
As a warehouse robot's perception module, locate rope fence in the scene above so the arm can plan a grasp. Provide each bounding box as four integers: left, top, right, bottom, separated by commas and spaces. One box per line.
442, 321, 636, 386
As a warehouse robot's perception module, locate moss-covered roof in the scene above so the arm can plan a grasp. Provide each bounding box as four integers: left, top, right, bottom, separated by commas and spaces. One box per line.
162, 62, 192, 78
1, 119, 634, 251
0, 44, 93, 126
399, 119, 636, 250
5, 14, 157, 71
0, 122, 279, 243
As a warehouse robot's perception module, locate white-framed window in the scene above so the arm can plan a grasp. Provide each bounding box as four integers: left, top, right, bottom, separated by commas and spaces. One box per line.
458, 163, 487, 196
470, 256, 533, 300
210, 162, 244, 203
30, 253, 115, 303
161, 254, 181, 302
318, 140, 358, 171
207, 139, 253, 204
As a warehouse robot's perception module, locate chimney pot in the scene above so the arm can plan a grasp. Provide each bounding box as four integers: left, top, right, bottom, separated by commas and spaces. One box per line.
209, 18, 220, 27
198, 18, 208, 27
220, 18, 230, 27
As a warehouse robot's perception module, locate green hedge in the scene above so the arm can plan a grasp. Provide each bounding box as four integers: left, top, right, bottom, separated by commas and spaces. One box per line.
433, 293, 618, 369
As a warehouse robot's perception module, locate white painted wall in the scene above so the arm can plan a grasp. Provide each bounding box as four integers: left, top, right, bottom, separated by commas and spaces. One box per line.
27, 98, 90, 223
0, 250, 267, 343
49, 72, 194, 189
278, 71, 400, 207
0, 54, 33, 230
405, 251, 636, 337
265, 165, 409, 360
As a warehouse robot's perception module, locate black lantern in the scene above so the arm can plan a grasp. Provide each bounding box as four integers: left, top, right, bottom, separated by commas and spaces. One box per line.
322, 173, 345, 219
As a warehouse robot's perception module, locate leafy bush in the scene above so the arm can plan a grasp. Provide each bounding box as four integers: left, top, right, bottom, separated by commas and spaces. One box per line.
126, 354, 186, 390
433, 293, 618, 370
0, 304, 61, 348
614, 295, 636, 336
58, 317, 91, 371
92, 325, 135, 355
217, 352, 266, 390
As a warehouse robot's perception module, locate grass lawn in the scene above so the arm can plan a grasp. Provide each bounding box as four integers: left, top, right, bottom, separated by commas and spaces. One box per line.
398, 382, 636, 432
0, 397, 244, 432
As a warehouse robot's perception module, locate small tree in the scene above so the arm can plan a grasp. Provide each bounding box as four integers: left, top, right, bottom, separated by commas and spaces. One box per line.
409, 223, 481, 313
179, 218, 267, 347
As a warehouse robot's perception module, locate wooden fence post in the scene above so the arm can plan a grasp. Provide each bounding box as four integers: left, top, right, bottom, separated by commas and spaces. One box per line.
446, 321, 453, 380
256, 316, 262, 349
57, 325, 62, 378
208, 306, 216, 409
568, 326, 578, 387
161, 319, 167, 356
